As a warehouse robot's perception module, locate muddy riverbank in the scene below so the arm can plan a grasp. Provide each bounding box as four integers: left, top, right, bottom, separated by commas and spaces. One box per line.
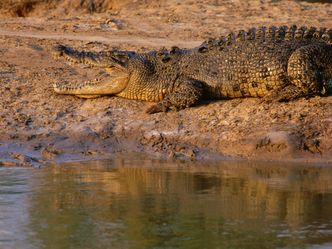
0, 0, 331, 166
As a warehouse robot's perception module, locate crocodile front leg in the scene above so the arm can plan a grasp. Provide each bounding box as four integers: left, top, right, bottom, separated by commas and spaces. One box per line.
146, 77, 204, 114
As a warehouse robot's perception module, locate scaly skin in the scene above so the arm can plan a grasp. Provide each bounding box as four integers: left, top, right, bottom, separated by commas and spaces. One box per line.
52, 25, 332, 113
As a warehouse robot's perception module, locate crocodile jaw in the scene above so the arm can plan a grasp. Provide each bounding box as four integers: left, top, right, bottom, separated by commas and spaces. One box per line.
53, 68, 129, 96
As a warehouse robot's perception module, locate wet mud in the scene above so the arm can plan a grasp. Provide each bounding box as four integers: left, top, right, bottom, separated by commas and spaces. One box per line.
0, 0, 331, 166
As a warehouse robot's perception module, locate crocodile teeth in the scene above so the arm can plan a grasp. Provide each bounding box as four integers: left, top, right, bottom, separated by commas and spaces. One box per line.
53, 83, 62, 90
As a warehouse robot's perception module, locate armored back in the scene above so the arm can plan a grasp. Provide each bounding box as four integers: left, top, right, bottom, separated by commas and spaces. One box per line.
197, 25, 332, 53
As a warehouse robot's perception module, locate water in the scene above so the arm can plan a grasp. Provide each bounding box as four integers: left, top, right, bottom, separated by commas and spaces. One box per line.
0, 159, 332, 249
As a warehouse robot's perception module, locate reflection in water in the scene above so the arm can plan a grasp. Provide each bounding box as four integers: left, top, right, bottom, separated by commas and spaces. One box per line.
1, 160, 332, 249
0, 168, 34, 249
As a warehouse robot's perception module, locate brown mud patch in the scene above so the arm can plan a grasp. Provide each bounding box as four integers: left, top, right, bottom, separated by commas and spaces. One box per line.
0, 0, 332, 166
0, 0, 133, 17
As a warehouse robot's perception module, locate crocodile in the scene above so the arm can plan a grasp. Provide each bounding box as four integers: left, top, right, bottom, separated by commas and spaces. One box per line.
52, 25, 332, 113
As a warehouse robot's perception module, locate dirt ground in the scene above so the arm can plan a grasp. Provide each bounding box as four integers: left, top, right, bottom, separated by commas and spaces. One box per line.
0, 0, 332, 166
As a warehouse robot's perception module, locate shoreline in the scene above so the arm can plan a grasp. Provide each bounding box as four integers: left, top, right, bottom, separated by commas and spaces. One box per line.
0, 0, 331, 167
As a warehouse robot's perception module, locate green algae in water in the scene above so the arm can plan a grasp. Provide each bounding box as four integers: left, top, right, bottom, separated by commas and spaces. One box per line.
1, 160, 332, 249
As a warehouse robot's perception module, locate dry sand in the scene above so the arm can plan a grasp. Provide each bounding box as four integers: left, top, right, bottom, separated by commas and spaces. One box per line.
0, 0, 331, 166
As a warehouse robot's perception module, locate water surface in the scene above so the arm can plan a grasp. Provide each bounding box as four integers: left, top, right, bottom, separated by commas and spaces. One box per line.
1, 159, 332, 249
